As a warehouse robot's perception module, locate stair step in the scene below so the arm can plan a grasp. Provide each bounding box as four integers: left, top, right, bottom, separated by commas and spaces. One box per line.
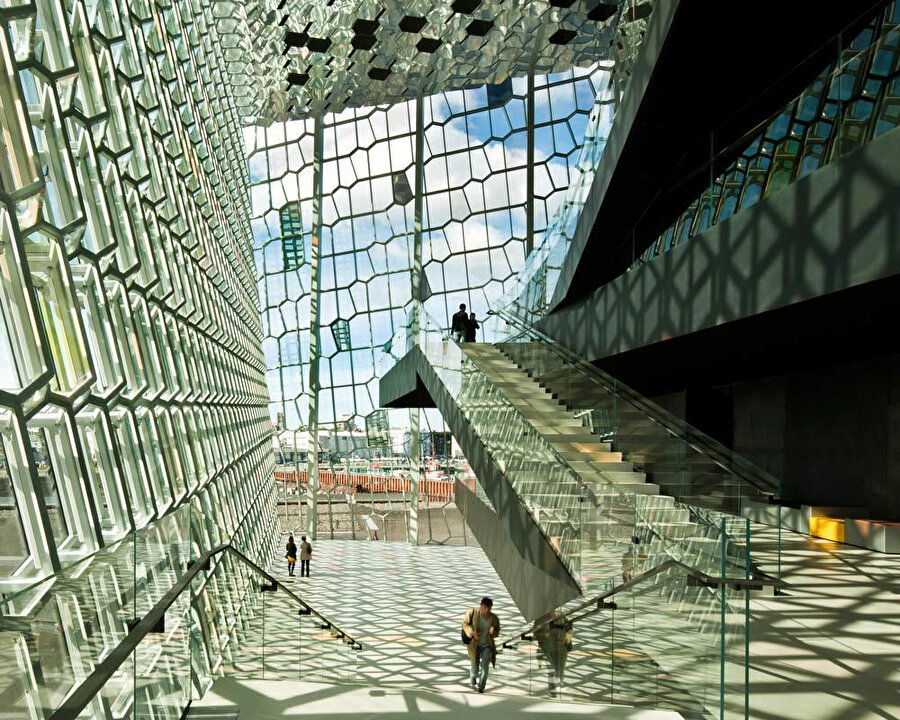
556, 450, 623, 462
585, 480, 661, 495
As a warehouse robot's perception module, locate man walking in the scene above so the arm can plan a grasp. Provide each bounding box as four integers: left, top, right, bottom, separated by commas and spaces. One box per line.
462, 597, 501, 693
451, 303, 467, 342
299, 535, 312, 577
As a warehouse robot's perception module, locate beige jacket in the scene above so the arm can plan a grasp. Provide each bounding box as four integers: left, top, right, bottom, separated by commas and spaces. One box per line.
300, 540, 312, 560
462, 607, 501, 665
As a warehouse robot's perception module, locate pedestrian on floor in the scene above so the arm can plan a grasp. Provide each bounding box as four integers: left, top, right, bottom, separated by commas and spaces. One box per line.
461, 596, 501, 693
464, 312, 480, 343
299, 534, 312, 577
285, 535, 297, 577
451, 303, 468, 342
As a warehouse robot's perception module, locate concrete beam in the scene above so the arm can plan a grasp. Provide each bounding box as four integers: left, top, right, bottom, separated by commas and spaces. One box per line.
540, 124, 900, 392
552, 0, 888, 308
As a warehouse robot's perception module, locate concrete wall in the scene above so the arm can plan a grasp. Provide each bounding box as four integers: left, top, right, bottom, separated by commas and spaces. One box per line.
541, 125, 900, 364
732, 354, 900, 520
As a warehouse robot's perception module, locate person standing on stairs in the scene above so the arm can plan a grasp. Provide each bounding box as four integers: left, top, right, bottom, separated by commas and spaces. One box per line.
462, 597, 501, 693
464, 312, 480, 342
299, 535, 312, 577
451, 303, 468, 342
285, 535, 297, 577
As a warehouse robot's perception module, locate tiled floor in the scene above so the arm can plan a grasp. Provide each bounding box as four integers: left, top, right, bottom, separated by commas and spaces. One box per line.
227, 538, 706, 715
747, 528, 900, 720
192, 677, 685, 719
224, 527, 900, 720
232, 538, 523, 693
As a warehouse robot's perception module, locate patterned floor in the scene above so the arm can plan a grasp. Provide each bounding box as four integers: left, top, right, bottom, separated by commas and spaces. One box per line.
192, 677, 685, 719
218, 519, 900, 720
245, 538, 524, 693
220, 536, 706, 715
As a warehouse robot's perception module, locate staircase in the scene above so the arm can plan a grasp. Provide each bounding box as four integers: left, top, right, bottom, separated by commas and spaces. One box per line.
463, 344, 657, 497
499, 340, 772, 513
461, 343, 740, 588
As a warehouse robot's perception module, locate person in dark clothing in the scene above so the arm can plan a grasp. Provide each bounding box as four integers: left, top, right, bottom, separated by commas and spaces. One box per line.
299, 535, 312, 577
285, 535, 297, 576
464, 312, 480, 342
451, 303, 467, 342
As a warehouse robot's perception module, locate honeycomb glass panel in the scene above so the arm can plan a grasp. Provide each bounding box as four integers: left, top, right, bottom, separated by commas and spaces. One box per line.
0, 414, 31, 576
643, 7, 900, 263
27, 406, 98, 557
111, 407, 155, 528
251, 65, 613, 443
0, 208, 46, 393
28, 427, 70, 547
25, 235, 92, 396
76, 406, 130, 541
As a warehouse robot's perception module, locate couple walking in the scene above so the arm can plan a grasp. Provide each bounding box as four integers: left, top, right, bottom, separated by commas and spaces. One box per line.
451, 303, 480, 342
285, 534, 312, 577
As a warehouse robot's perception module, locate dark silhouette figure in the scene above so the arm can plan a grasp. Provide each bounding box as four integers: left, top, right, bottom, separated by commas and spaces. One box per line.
451, 303, 468, 342
464, 312, 480, 342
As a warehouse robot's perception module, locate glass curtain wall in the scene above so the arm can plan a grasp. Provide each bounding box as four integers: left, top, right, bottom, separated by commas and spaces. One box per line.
0, 0, 276, 594
641, 1, 900, 262
249, 66, 614, 538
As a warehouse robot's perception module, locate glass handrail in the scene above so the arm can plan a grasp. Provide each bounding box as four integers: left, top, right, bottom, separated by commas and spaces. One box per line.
0, 502, 360, 720
488, 307, 784, 580
495, 517, 761, 719
500, 555, 784, 651
381, 307, 770, 591
414, 312, 589, 581
493, 306, 781, 499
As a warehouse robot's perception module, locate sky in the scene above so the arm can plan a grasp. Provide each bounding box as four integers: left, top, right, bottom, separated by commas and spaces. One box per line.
245, 64, 615, 436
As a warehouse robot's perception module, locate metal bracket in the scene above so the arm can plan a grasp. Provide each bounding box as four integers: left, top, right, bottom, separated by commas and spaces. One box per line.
127, 616, 164, 634
186, 557, 211, 572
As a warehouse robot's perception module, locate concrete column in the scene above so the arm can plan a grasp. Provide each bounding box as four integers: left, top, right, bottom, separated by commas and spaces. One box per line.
305, 115, 324, 540
407, 90, 425, 545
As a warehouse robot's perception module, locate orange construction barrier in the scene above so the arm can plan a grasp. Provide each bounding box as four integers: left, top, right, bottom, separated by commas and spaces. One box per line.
273, 468, 461, 501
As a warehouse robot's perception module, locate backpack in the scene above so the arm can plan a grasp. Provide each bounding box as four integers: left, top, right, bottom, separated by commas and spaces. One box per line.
307, 542, 313, 556
460, 608, 474, 646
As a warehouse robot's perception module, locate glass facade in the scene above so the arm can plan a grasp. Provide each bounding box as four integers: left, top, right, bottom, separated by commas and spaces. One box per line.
0, 0, 275, 594
642, 1, 900, 262
250, 66, 614, 435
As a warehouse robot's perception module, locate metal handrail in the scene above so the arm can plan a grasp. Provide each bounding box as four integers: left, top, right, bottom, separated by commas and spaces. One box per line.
491, 307, 781, 499
419, 317, 593, 511
499, 557, 786, 651
50, 544, 361, 720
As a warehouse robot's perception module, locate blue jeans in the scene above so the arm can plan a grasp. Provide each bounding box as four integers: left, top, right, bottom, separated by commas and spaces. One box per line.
470, 644, 491, 691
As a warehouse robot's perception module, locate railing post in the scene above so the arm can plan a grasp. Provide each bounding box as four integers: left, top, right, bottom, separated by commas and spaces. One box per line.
720, 517, 727, 720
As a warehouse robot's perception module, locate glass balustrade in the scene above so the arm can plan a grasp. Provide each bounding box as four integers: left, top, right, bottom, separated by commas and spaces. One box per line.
497, 519, 753, 719
486, 307, 783, 581
412, 313, 588, 581
0, 505, 360, 720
